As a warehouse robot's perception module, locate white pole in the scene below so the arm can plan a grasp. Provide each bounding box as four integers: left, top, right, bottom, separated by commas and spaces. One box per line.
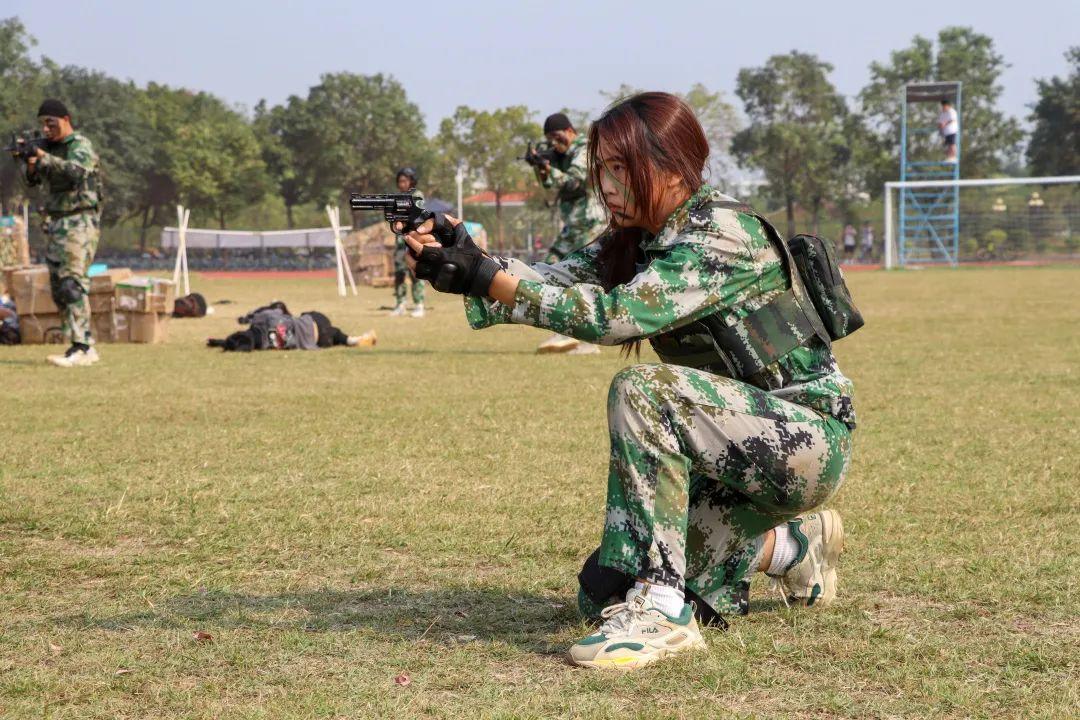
337, 207, 357, 295
181, 208, 191, 295
327, 204, 353, 297
455, 162, 465, 220
21, 203, 30, 265
883, 186, 894, 270
173, 205, 186, 286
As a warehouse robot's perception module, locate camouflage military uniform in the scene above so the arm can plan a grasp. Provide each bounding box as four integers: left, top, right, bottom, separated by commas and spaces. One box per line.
22, 132, 101, 345
537, 135, 606, 263
393, 188, 425, 307
465, 185, 855, 614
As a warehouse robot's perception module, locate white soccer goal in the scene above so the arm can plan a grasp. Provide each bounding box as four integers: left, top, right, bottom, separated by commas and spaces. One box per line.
883, 175, 1080, 268
161, 212, 358, 296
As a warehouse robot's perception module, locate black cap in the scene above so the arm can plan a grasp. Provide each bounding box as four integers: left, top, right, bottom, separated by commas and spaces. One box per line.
543, 113, 573, 134
396, 167, 417, 183
38, 99, 71, 119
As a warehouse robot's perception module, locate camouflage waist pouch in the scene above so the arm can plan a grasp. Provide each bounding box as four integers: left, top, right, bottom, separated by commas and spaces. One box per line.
787, 234, 864, 340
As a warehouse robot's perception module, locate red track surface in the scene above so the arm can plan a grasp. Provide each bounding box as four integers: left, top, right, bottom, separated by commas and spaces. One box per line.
199, 270, 337, 279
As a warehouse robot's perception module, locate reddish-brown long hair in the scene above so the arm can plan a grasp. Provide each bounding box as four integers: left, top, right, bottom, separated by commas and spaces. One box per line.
587, 92, 709, 291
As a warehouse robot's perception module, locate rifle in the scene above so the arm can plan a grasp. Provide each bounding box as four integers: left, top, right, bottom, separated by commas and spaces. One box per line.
349, 193, 430, 234
521, 140, 556, 168
4, 130, 47, 161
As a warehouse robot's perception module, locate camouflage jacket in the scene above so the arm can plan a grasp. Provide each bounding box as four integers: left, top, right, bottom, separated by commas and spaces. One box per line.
536, 135, 605, 238
465, 184, 856, 423
393, 188, 425, 255
22, 132, 101, 216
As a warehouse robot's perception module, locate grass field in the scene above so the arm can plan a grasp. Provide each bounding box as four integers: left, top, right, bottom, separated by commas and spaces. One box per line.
2, 266, 1078, 719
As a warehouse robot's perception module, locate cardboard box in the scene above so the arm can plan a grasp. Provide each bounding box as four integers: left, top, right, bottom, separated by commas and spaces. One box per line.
112, 310, 131, 343
122, 311, 170, 343
116, 277, 176, 314
89, 267, 132, 295
2, 264, 33, 296
19, 313, 65, 344
90, 292, 115, 314
11, 266, 59, 315
91, 309, 121, 343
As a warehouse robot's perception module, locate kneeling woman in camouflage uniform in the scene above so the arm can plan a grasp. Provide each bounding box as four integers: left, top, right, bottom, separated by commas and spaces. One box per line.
404, 92, 855, 670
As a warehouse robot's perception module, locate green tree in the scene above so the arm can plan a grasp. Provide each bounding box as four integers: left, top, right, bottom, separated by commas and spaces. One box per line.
299, 73, 428, 213
437, 105, 538, 248
0, 17, 44, 212
166, 111, 268, 229
1026, 47, 1079, 176
600, 84, 740, 186
254, 98, 314, 228
732, 51, 853, 236
859, 26, 1024, 186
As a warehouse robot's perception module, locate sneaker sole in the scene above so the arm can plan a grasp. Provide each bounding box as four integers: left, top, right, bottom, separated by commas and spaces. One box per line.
795, 509, 844, 608
536, 341, 579, 354
569, 637, 707, 671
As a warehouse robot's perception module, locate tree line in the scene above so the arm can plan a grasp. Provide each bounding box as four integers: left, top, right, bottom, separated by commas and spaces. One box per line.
1, 17, 1075, 248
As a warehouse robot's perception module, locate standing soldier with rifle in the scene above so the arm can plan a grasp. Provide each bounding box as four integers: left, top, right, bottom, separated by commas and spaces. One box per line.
11, 99, 102, 366
390, 167, 426, 318
523, 112, 606, 354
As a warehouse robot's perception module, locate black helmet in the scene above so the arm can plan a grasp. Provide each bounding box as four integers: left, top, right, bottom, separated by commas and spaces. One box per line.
396, 167, 417, 185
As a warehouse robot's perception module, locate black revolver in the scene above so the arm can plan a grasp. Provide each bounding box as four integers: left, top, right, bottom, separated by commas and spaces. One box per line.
4, 130, 48, 161
349, 193, 431, 234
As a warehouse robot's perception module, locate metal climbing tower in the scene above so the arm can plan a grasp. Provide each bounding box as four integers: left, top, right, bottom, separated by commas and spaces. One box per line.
899, 82, 961, 265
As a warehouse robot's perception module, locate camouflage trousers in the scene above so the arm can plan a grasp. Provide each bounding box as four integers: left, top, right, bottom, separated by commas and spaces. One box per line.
44, 212, 100, 345
598, 363, 851, 613
393, 244, 425, 306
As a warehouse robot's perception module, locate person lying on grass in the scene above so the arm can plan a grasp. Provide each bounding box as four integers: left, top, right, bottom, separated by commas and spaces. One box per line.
207, 301, 375, 352
404, 92, 855, 670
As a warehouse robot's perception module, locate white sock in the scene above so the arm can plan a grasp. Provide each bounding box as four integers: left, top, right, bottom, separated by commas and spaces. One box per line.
766, 524, 801, 576
633, 581, 685, 617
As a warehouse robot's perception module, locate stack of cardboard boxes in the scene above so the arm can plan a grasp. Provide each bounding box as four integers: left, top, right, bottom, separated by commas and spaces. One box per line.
114, 275, 175, 343
4, 265, 174, 344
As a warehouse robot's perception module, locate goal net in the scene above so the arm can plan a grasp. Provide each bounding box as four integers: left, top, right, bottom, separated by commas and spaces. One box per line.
883, 176, 1080, 268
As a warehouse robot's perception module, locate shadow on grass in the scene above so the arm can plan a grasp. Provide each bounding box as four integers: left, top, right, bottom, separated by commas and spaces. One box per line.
55, 586, 577, 654
0, 358, 47, 367
370, 349, 539, 356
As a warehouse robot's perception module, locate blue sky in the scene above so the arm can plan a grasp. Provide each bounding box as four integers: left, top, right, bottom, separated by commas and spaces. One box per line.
8, 0, 1077, 132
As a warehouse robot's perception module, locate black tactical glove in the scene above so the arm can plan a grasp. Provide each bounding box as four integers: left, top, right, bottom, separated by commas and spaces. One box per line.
411, 215, 501, 297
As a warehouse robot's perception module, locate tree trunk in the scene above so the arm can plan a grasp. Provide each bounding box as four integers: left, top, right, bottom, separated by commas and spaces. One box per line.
495, 189, 503, 251
138, 205, 151, 253
219, 210, 226, 230
286, 203, 295, 230
811, 199, 822, 235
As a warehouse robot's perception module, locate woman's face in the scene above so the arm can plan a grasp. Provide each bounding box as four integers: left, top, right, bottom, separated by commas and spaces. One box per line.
597, 138, 688, 232
597, 139, 641, 228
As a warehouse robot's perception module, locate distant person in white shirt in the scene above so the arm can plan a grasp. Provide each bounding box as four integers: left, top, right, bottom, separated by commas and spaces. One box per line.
860, 221, 875, 262
842, 223, 857, 264
938, 99, 959, 164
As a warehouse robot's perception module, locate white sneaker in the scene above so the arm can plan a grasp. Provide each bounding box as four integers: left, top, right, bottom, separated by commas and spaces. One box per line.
410, 305, 425, 318
772, 509, 844, 607
47, 345, 98, 368
567, 588, 706, 670
536, 333, 579, 354
346, 330, 377, 348
566, 342, 600, 355
389, 305, 406, 317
